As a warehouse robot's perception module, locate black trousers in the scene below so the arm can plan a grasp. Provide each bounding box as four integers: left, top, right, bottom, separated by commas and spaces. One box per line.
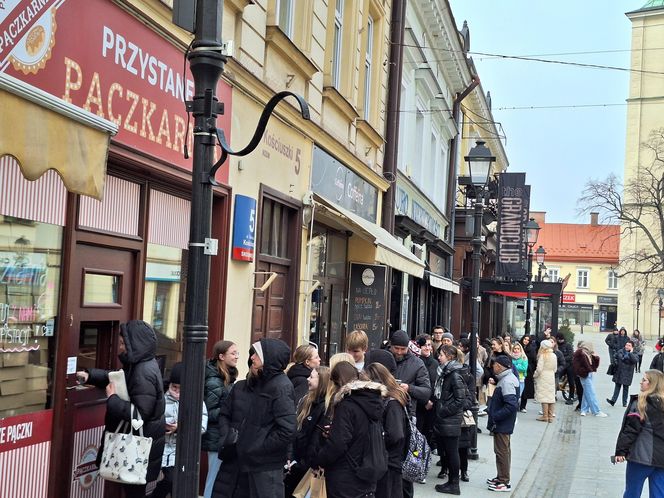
377, 469, 403, 498
564, 366, 576, 397
458, 447, 469, 473
611, 383, 630, 406
575, 376, 584, 409
150, 468, 172, 498
437, 435, 460, 482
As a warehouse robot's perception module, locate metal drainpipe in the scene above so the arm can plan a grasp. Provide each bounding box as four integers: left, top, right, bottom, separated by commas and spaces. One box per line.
445, 76, 479, 329
382, 0, 406, 334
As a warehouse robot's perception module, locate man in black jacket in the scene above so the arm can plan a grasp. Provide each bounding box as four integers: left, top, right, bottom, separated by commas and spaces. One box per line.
556, 333, 576, 404
215, 338, 296, 498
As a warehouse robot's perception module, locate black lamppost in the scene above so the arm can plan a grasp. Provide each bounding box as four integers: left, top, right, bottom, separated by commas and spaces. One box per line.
524, 218, 541, 336
658, 288, 664, 340
636, 289, 642, 331
535, 246, 546, 281
465, 140, 495, 382
172, 1, 309, 495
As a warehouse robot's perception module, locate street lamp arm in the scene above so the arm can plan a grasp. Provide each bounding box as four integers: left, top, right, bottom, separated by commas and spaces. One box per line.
210, 91, 311, 183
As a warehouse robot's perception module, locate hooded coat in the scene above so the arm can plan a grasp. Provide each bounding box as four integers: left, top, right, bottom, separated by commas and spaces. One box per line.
433, 361, 467, 437
312, 380, 387, 498
287, 362, 313, 407
202, 359, 237, 452
534, 349, 557, 404
615, 394, 664, 469
213, 338, 296, 498
612, 348, 639, 386
87, 320, 166, 483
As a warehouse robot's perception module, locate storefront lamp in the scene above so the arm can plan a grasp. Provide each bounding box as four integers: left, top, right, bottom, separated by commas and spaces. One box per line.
464, 140, 495, 188
535, 245, 546, 265
525, 218, 540, 248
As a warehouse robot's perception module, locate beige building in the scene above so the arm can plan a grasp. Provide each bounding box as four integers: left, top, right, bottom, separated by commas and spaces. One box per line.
620, 1, 664, 338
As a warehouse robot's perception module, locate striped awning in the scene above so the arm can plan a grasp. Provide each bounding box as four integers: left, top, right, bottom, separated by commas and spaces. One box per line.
0, 73, 118, 200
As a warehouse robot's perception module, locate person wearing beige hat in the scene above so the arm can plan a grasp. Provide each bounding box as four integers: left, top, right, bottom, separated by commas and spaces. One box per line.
534, 340, 557, 422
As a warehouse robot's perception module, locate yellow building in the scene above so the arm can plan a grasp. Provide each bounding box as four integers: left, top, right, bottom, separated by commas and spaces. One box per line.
535, 212, 620, 335
620, 1, 664, 338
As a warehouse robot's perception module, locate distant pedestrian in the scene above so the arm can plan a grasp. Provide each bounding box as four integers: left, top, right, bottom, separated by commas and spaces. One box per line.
650, 340, 664, 372
519, 335, 537, 413
574, 341, 608, 417
606, 329, 621, 365
607, 340, 639, 408
556, 333, 576, 405
432, 326, 445, 355
457, 350, 477, 484
534, 340, 557, 423
510, 343, 528, 401
203, 340, 238, 498
287, 344, 321, 406
346, 329, 369, 370
631, 330, 645, 373
614, 369, 664, 498
486, 355, 519, 493
416, 334, 438, 451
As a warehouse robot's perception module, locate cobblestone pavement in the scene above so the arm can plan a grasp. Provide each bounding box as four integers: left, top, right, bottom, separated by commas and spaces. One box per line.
415, 330, 651, 497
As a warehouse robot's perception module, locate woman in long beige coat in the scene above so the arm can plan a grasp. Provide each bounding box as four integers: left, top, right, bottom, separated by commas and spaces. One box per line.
534, 339, 558, 422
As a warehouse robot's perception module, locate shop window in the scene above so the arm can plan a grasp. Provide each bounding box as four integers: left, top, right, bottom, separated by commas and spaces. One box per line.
0, 217, 62, 418
142, 190, 191, 375
577, 269, 589, 289
607, 270, 618, 290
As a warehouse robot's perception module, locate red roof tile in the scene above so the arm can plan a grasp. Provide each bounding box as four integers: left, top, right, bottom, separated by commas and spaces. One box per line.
536, 223, 620, 264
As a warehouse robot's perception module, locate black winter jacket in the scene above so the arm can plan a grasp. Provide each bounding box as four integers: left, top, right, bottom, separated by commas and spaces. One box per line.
293, 396, 326, 470
219, 338, 296, 472
88, 320, 165, 482
612, 348, 639, 386
615, 395, 664, 469
558, 341, 574, 369
650, 352, 664, 373
554, 349, 566, 377
458, 364, 477, 449
383, 398, 407, 470
312, 381, 387, 498
202, 359, 237, 452
288, 363, 313, 407
433, 361, 467, 438
394, 351, 431, 411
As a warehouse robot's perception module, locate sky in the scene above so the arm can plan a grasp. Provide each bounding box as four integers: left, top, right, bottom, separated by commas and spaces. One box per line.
448, 0, 643, 223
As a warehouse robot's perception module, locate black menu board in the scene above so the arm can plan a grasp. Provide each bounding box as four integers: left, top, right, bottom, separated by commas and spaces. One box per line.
347, 263, 387, 349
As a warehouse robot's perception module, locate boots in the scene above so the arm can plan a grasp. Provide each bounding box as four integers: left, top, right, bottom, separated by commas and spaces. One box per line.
537, 403, 549, 422
547, 403, 555, 422
435, 479, 461, 495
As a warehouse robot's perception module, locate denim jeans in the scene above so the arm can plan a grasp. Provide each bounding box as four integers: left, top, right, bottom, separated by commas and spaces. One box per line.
580, 373, 600, 414
204, 451, 222, 498
623, 461, 664, 498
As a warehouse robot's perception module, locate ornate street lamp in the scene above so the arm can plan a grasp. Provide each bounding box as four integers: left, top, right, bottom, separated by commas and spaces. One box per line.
524, 218, 540, 336
658, 288, 664, 340
535, 245, 546, 281
636, 289, 642, 331
464, 140, 494, 382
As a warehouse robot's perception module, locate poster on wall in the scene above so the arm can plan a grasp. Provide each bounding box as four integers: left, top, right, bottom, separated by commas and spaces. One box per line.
231, 195, 257, 262
347, 263, 387, 349
496, 173, 530, 280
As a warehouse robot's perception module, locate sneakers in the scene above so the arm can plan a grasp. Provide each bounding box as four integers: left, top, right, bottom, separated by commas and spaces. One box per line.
488, 482, 512, 492
519, 408, 527, 413
594, 412, 608, 418
487, 477, 500, 485
580, 411, 587, 416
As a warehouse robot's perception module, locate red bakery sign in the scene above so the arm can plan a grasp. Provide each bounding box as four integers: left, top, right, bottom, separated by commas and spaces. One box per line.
0, 0, 232, 183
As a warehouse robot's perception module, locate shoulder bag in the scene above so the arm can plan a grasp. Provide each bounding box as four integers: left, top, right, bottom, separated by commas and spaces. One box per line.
99, 404, 153, 485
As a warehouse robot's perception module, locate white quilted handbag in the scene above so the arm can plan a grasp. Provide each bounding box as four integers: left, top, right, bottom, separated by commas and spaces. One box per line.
99, 404, 153, 485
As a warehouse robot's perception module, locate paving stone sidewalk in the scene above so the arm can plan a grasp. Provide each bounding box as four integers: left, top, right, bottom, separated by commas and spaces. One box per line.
415, 331, 652, 497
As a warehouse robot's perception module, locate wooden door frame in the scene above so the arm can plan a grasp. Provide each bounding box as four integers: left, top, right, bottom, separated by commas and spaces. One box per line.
253, 185, 303, 348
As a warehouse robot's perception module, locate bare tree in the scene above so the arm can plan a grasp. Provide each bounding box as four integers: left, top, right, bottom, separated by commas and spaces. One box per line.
578, 128, 664, 287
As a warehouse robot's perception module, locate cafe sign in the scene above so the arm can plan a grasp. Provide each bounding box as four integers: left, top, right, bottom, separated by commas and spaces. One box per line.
0, 0, 232, 182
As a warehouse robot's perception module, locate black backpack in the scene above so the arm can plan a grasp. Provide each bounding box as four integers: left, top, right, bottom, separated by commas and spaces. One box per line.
345, 399, 388, 483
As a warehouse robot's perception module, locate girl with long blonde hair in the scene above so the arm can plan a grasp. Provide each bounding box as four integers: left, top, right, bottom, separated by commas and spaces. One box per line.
614, 370, 664, 496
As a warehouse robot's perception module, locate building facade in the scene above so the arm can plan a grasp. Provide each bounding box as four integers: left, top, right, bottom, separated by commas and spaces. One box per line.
619, 1, 664, 337
534, 212, 619, 335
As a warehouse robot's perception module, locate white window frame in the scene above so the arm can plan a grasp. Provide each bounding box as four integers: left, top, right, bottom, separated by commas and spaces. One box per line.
607, 270, 618, 290
363, 16, 374, 120
577, 268, 590, 289
332, 1, 343, 88
547, 267, 560, 282
276, 0, 294, 38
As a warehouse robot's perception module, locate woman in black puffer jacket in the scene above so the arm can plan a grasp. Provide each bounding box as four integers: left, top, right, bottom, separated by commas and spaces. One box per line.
433, 345, 467, 495
202, 340, 238, 498
287, 344, 321, 407
80, 320, 165, 498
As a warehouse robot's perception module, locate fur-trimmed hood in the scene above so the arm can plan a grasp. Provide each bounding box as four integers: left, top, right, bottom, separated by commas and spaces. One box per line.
334, 380, 388, 404
332, 380, 386, 424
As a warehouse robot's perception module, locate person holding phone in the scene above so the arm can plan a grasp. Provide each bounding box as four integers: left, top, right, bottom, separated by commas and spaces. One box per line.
614, 369, 664, 497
